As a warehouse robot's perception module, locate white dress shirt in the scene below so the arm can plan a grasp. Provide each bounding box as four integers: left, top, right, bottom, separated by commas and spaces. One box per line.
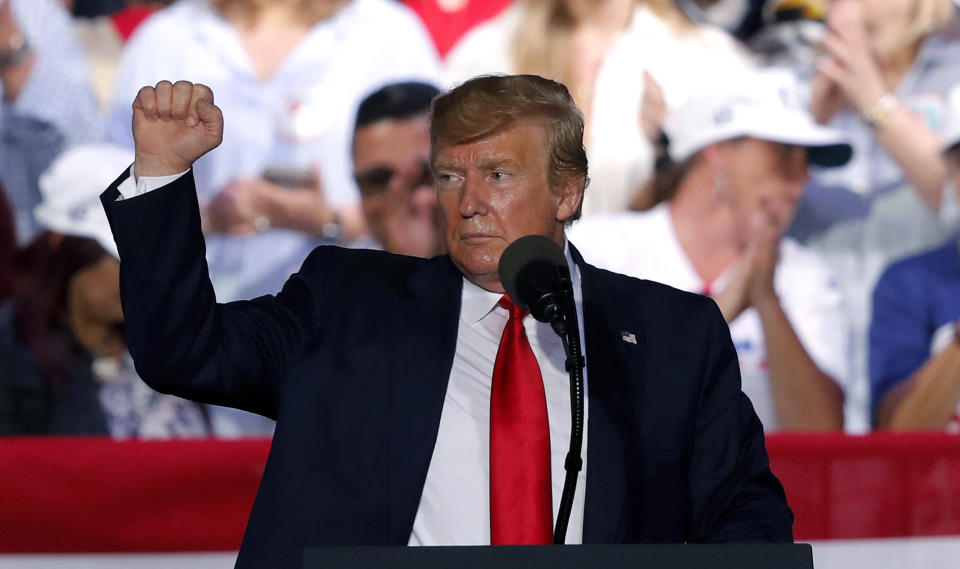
118, 171, 590, 544
410, 246, 589, 545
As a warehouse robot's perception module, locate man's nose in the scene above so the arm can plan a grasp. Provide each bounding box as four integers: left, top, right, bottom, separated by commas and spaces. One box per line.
458, 173, 489, 217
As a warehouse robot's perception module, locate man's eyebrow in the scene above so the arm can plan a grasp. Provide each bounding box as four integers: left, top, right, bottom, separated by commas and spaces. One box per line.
432, 161, 463, 172
477, 158, 518, 170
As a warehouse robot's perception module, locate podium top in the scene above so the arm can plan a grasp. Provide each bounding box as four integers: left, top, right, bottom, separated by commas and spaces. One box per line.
304, 543, 813, 569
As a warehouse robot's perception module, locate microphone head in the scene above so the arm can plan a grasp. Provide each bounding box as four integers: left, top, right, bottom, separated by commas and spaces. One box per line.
498, 235, 566, 313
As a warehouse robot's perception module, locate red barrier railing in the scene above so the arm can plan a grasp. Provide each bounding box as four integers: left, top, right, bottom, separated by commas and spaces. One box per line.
2, 434, 959, 552
0, 437, 269, 553
767, 433, 960, 541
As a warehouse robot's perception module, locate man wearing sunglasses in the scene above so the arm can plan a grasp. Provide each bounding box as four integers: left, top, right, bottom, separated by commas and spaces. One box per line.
351, 81, 444, 258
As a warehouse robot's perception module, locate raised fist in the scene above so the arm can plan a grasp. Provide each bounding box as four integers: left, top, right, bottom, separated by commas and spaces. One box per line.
132, 80, 224, 178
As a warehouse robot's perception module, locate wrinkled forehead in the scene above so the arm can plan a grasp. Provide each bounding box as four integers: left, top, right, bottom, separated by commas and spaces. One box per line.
431, 116, 551, 166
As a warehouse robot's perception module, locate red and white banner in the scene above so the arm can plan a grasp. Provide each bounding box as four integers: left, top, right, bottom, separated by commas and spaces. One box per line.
2, 434, 959, 567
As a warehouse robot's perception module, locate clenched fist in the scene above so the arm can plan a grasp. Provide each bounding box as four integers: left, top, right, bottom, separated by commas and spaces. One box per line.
132, 80, 223, 178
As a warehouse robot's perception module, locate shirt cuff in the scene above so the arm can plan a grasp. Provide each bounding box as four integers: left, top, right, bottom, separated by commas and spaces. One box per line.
117, 164, 191, 200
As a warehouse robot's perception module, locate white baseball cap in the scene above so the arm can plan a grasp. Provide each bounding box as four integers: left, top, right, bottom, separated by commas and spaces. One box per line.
35, 144, 133, 259
662, 67, 852, 167
943, 85, 960, 152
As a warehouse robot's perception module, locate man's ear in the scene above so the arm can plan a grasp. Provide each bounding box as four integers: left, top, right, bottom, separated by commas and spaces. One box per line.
555, 174, 585, 222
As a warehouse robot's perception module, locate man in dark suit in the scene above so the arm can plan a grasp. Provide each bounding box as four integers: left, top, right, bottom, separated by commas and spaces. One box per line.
101, 75, 792, 568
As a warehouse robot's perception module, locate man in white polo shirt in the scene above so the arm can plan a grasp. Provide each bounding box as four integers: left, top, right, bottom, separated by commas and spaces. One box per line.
571, 68, 853, 432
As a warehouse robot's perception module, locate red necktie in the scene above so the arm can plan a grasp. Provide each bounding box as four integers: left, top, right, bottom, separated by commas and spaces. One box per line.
489, 295, 553, 545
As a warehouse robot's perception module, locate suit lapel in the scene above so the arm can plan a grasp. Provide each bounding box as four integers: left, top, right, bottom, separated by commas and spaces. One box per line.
387, 255, 463, 544
574, 253, 645, 543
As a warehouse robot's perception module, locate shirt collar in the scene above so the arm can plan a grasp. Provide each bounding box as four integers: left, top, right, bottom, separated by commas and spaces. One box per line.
658, 203, 738, 295
460, 238, 579, 325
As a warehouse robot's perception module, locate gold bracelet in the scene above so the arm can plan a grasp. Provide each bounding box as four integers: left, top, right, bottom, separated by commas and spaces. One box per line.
862, 94, 898, 129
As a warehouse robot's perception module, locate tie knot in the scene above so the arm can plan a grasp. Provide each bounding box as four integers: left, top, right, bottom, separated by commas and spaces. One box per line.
498, 295, 528, 320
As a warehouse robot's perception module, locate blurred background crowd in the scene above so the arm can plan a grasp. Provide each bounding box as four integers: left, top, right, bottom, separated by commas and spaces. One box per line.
1, 0, 960, 440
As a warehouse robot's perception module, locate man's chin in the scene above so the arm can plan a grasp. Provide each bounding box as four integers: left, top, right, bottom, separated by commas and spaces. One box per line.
449, 254, 503, 292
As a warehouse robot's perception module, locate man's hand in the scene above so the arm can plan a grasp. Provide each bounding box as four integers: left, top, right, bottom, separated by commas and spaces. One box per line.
133, 80, 223, 178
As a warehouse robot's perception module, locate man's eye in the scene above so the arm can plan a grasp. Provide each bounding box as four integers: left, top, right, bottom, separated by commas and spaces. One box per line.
491, 171, 508, 181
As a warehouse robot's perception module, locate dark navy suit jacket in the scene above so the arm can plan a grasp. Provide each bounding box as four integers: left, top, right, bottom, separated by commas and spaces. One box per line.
101, 171, 792, 568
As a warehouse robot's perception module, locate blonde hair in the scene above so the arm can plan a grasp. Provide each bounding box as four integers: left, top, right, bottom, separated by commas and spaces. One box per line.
212, 0, 346, 27
512, 0, 693, 93
430, 74, 589, 219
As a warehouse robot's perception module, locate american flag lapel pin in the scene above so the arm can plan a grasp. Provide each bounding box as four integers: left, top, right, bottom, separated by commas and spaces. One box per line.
621, 331, 637, 345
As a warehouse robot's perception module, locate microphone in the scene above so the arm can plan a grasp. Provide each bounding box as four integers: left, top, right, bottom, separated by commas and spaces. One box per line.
498, 235, 570, 337
498, 234, 585, 545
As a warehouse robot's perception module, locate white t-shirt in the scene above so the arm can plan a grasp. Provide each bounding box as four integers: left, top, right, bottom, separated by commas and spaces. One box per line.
569, 204, 849, 431
108, 0, 441, 301
444, 3, 749, 217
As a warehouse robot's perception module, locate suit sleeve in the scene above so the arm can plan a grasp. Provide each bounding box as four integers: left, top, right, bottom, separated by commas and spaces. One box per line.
100, 170, 325, 419
688, 299, 794, 542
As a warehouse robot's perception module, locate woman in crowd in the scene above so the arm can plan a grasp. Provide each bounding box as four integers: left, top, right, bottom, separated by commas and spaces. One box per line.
0, 145, 211, 436
108, 0, 440, 303
571, 69, 852, 431
444, 0, 748, 216
870, 87, 960, 431
789, 0, 960, 430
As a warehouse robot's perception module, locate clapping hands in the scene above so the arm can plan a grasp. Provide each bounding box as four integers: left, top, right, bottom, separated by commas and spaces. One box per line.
712, 195, 787, 322
810, 0, 888, 123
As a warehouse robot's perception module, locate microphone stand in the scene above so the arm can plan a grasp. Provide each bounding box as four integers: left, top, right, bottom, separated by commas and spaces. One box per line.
549, 265, 585, 545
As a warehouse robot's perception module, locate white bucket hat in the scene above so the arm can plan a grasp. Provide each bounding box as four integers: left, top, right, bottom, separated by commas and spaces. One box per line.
663, 67, 852, 167
35, 144, 133, 259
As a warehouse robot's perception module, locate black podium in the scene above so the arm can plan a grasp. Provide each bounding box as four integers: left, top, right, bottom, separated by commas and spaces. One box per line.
304, 543, 813, 568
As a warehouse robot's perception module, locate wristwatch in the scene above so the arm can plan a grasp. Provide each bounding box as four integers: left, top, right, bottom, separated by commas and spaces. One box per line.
862, 94, 898, 130
0, 32, 30, 69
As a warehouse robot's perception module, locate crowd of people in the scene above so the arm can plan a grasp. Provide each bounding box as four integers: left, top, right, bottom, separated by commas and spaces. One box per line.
1, 0, 959, 439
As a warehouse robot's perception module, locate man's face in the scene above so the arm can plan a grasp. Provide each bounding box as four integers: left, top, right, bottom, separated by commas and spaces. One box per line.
433, 119, 582, 292
353, 114, 437, 256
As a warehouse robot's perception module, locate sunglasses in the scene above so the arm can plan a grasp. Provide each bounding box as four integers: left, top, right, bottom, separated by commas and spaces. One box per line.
354, 160, 433, 197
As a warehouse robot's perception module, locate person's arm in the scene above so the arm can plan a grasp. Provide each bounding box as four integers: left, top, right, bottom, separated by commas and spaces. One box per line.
689, 298, 794, 542
871, 261, 960, 430
201, 176, 366, 240
101, 81, 321, 416
754, 294, 844, 430
878, 337, 960, 430
712, 205, 844, 430
813, 0, 946, 210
